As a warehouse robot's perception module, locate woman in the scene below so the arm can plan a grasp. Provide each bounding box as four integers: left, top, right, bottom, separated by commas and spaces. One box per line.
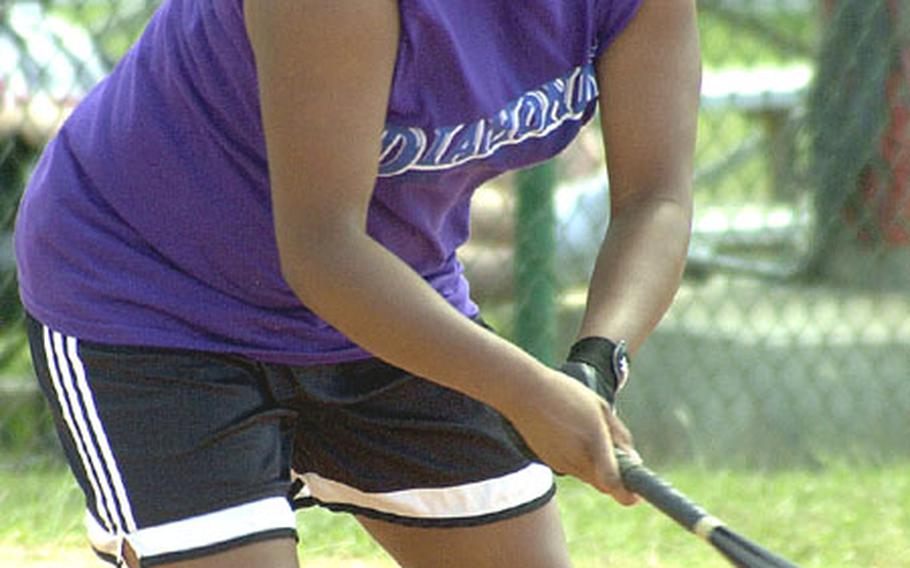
14, 0, 700, 566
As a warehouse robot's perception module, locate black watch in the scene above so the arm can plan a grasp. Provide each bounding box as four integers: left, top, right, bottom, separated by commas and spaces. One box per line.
566, 336, 631, 395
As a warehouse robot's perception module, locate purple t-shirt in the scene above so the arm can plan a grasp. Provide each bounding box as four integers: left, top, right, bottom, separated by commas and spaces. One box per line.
15, 0, 642, 365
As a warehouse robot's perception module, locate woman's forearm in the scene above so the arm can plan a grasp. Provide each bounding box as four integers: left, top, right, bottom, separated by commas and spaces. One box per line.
576, 195, 692, 354
280, 222, 549, 416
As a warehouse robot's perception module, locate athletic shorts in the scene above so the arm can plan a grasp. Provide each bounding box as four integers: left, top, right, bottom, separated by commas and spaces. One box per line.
25, 315, 554, 567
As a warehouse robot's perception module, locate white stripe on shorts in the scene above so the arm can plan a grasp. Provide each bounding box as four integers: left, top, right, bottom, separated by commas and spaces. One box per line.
43, 327, 137, 533
86, 497, 297, 561
295, 462, 554, 520
42, 327, 114, 533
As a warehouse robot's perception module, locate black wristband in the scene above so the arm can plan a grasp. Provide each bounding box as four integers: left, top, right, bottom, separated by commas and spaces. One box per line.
566, 336, 629, 393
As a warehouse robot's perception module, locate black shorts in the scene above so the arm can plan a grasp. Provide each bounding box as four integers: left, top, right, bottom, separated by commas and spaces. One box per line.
26, 315, 554, 566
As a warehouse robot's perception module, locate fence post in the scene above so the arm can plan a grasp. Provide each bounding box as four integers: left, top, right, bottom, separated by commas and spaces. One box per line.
513, 160, 558, 365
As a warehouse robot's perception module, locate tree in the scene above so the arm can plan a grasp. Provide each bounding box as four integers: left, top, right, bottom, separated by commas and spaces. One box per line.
807, 0, 910, 287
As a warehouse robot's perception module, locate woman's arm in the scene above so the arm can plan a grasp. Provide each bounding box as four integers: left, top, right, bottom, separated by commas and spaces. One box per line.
244, 0, 547, 427
244, 1, 637, 503
581, 0, 701, 354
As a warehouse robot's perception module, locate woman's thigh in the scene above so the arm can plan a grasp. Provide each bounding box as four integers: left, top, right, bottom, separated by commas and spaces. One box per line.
357, 499, 571, 568
150, 538, 299, 568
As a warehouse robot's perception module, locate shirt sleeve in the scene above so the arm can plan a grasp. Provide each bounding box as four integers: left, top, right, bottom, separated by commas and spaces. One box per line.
593, 0, 645, 59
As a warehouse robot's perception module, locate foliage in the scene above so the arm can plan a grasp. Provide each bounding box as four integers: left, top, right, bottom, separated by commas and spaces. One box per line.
698, 1, 818, 68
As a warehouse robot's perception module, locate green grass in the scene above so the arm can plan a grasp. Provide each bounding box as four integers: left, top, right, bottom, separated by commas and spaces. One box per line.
3, 463, 909, 567
559, 466, 910, 568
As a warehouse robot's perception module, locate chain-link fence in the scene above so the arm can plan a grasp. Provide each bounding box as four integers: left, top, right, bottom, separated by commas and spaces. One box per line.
1, 0, 908, 474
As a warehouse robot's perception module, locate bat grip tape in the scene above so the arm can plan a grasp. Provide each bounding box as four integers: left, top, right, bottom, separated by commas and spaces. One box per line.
616, 451, 725, 539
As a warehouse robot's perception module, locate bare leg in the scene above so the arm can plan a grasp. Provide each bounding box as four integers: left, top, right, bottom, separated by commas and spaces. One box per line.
357, 500, 572, 568
123, 536, 299, 568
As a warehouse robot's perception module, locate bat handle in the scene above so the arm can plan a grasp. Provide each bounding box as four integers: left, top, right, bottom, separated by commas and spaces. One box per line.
614, 449, 724, 540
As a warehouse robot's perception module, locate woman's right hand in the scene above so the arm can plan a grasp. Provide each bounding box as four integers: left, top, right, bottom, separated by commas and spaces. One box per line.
506, 368, 640, 506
